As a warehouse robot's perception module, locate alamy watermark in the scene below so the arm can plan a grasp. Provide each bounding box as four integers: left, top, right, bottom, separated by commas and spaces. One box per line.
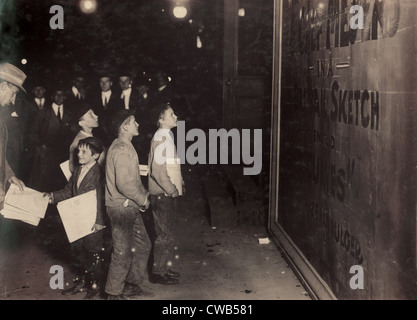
154, 121, 262, 176
49, 265, 64, 289
350, 5, 364, 30
49, 5, 64, 30
349, 265, 364, 290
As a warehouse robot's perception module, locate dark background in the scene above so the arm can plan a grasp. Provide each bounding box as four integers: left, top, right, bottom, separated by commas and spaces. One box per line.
1, 0, 225, 129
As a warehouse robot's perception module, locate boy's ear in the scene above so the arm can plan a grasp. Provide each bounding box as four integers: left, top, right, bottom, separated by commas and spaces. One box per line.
92, 152, 100, 160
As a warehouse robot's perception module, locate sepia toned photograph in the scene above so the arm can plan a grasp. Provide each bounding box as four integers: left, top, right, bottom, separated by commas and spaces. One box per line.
0, 0, 416, 306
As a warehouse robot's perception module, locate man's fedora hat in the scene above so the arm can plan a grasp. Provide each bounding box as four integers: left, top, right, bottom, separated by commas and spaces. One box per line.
0, 62, 27, 93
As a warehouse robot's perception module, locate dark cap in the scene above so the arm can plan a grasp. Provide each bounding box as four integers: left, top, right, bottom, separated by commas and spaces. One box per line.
109, 109, 135, 136
74, 102, 93, 122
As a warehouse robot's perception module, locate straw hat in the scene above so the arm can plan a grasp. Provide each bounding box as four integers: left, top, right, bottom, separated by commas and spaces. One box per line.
0, 62, 27, 93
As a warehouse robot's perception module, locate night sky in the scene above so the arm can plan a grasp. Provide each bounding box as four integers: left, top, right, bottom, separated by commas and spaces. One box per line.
14, 0, 222, 74
0, 0, 224, 127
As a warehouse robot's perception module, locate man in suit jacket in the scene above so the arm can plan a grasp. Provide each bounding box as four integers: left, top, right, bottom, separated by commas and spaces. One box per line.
152, 71, 173, 106
0, 62, 26, 211
44, 137, 106, 300
28, 86, 75, 191
30, 80, 48, 111
118, 72, 141, 112
65, 74, 88, 114
89, 74, 121, 148
3, 93, 35, 182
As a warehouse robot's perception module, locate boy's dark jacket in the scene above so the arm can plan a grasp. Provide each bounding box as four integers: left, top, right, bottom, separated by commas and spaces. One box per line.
52, 162, 106, 225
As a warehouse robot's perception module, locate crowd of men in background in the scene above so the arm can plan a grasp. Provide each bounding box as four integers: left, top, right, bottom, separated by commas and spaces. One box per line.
0, 63, 185, 299
6, 69, 174, 192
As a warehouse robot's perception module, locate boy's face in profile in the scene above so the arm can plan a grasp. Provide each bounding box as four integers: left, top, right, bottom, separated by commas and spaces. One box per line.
78, 145, 98, 166
80, 109, 99, 128
159, 107, 177, 129
123, 115, 139, 137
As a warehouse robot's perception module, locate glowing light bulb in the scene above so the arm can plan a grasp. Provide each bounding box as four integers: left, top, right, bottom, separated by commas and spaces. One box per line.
79, 0, 97, 14
196, 36, 202, 48
173, 6, 187, 19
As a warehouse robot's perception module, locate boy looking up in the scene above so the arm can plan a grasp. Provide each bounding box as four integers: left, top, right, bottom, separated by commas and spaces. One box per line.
104, 109, 152, 300
147, 103, 184, 285
69, 103, 105, 173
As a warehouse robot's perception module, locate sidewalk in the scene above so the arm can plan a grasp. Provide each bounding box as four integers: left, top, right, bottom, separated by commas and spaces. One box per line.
0, 165, 311, 300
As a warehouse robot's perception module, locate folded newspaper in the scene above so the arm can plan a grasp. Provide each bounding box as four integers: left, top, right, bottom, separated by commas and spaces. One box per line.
57, 190, 98, 243
0, 184, 49, 226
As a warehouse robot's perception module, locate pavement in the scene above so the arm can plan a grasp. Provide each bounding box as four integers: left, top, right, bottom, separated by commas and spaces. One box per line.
0, 165, 311, 301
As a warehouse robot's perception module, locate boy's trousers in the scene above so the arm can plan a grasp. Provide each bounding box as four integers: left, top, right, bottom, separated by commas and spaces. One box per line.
105, 205, 151, 295
150, 194, 176, 275
70, 230, 104, 287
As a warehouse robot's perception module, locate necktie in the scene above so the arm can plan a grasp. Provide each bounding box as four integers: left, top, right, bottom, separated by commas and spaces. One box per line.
57, 106, 62, 122
104, 96, 108, 109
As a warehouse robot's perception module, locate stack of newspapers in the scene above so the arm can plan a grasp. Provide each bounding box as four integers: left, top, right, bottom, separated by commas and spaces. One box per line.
0, 184, 49, 226
1, 185, 98, 244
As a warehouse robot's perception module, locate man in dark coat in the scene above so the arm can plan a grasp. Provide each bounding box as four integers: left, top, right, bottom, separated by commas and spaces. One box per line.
89, 74, 121, 148
0, 62, 27, 211
28, 86, 75, 192
118, 72, 142, 112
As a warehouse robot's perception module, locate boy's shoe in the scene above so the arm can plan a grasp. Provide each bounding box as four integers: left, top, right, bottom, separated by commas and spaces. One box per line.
123, 283, 155, 298
167, 269, 180, 278
61, 281, 87, 296
84, 287, 104, 300
107, 294, 128, 300
149, 273, 179, 285
123, 283, 144, 297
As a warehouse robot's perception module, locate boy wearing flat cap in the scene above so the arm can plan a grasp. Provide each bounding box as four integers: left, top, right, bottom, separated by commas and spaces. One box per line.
68, 102, 105, 173
0, 62, 27, 210
104, 109, 153, 300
